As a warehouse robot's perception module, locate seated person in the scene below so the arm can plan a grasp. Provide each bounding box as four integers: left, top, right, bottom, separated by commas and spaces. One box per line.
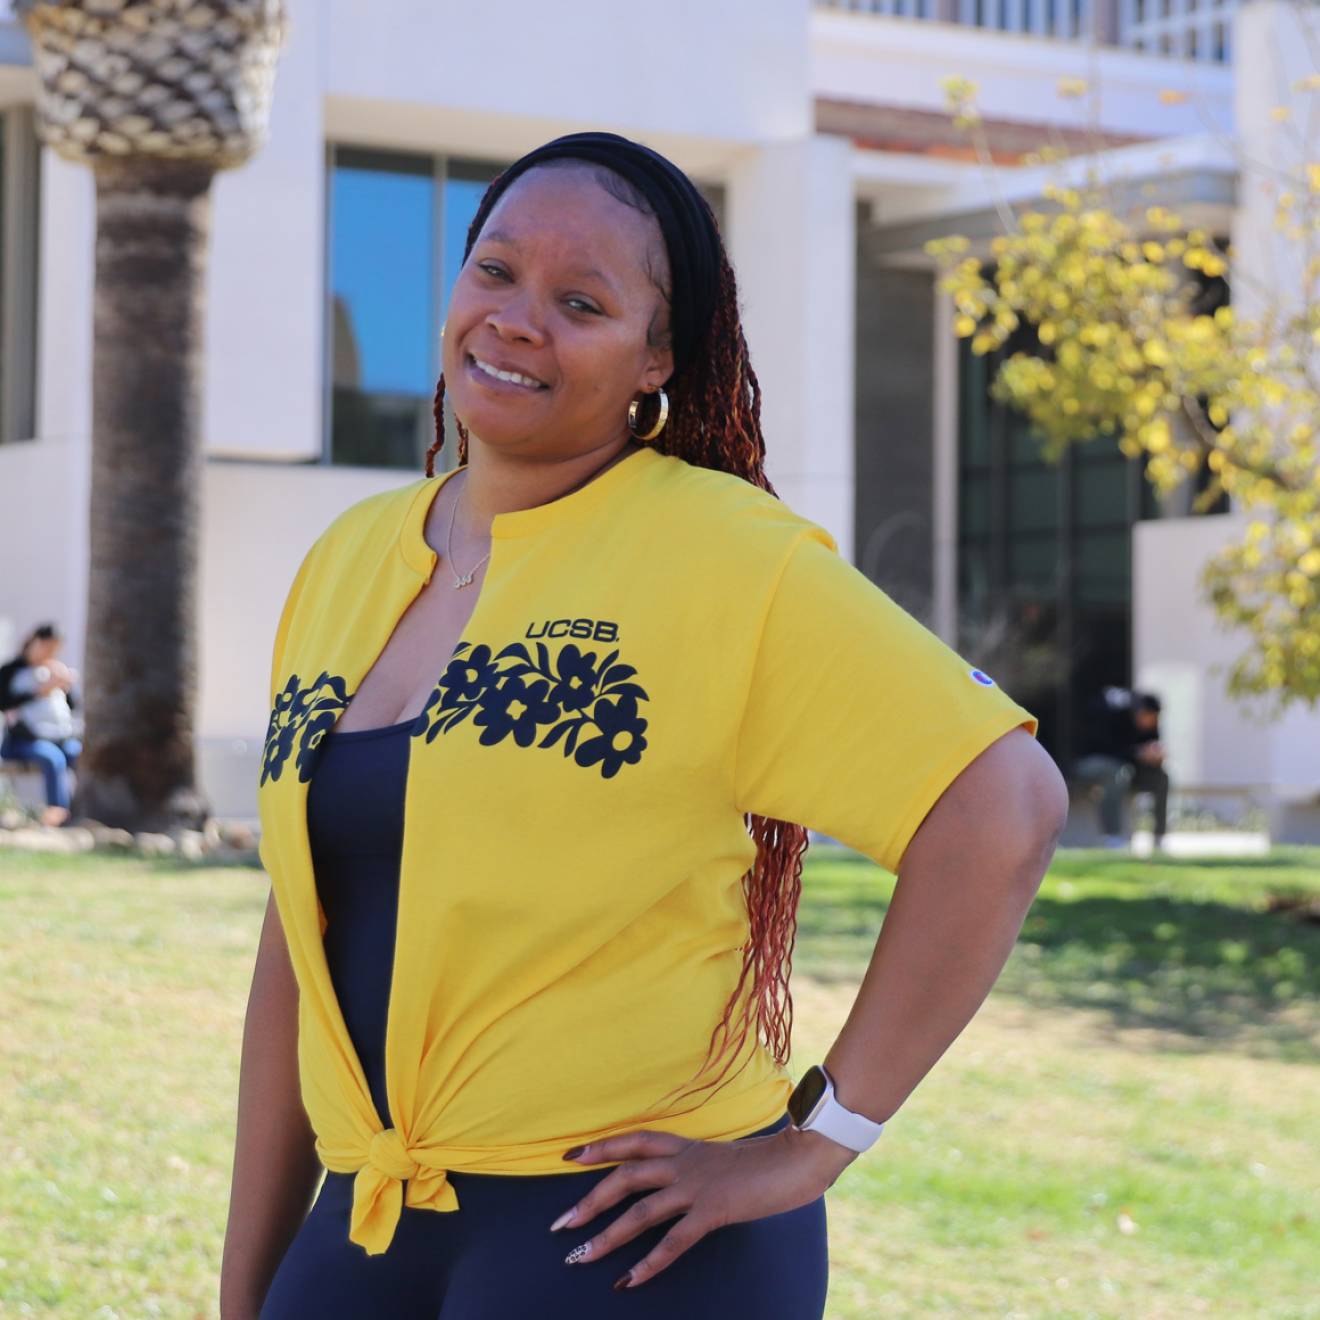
1072, 687, 1169, 850
0, 623, 83, 828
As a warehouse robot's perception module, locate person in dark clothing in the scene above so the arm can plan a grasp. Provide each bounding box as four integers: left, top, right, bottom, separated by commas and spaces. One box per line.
0, 622, 83, 827
1072, 687, 1169, 850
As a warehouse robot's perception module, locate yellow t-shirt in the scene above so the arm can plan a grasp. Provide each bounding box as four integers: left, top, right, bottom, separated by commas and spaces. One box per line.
256, 443, 1038, 1255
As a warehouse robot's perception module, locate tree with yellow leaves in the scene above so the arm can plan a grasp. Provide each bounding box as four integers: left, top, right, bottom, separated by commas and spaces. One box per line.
927, 74, 1320, 708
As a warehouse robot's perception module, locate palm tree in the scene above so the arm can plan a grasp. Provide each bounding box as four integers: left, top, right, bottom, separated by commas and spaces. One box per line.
14, 0, 289, 833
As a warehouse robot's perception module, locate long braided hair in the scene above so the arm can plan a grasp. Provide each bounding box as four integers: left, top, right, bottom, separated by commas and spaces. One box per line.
423, 154, 811, 1110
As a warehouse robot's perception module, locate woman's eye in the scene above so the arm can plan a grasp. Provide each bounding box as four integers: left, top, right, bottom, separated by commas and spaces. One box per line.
473, 263, 595, 313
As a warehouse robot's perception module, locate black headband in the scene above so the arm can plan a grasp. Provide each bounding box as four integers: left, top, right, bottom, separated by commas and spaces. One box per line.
461, 131, 721, 382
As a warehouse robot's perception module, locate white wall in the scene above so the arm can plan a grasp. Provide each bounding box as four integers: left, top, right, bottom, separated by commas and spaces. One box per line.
35, 151, 94, 449
204, 0, 327, 462
0, 439, 88, 668
326, 0, 811, 156
197, 460, 419, 817
728, 134, 856, 555
1133, 514, 1320, 800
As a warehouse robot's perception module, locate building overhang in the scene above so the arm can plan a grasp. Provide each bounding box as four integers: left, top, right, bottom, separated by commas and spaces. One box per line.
848, 130, 1238, 265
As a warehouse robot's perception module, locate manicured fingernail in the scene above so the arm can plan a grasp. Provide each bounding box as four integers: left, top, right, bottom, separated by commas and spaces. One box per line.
614, 1270, 633, 1290
549, 1207, 577, 1232
562, 1145, 586, 1161
564, 1241, 591, 1265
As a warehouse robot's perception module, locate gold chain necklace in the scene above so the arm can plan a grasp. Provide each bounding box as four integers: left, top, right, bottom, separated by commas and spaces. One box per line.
443, 447, 638, 588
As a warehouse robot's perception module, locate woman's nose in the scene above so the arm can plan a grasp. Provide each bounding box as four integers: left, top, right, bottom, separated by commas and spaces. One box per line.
486, 293, 546, 345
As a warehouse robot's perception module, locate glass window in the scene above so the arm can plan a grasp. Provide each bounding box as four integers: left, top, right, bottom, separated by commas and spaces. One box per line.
1009, 534, 1061, 594
955, 327, 1154, 768
1074, 458, 1129, 528
328, 148, 437, 469
960, 471, 992, 537
1008, 466, 1059, 534
1074, 529, 1131, 605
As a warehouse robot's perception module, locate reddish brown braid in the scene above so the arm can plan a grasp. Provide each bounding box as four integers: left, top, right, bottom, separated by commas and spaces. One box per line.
423, 171, 811, 1113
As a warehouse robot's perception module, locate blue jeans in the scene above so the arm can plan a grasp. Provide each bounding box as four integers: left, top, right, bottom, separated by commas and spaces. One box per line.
258, 1114, 829, 1319
0, 729, 82, 809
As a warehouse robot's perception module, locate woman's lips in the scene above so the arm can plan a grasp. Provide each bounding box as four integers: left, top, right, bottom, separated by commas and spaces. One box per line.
465, 352, 550, 395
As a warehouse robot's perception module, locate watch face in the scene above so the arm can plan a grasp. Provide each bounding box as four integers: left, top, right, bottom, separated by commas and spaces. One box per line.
787, 1065, 829, 1127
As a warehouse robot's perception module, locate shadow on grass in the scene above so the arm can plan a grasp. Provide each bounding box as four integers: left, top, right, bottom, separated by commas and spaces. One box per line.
796, 845, 1320, 1060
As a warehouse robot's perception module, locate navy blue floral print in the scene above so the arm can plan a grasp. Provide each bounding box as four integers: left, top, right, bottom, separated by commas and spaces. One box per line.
572, 690, 648, 777
260, 671, 352, 786
473, 672, 562, 748
413, 639, 650, 779
262, 639, 650, 784
548, 643, 602, 713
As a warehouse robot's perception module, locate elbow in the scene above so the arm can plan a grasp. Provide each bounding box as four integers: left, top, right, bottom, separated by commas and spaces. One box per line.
966, 727, 1068, 883
898, 727, 1068, 882
1009, 732, 1069, 881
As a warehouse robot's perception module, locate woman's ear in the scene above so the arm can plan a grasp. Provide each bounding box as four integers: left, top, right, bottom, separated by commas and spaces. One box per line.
640, 346, 674, 394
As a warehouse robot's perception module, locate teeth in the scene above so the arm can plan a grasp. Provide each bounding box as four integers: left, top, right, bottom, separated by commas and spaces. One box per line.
472, 355, 544, 390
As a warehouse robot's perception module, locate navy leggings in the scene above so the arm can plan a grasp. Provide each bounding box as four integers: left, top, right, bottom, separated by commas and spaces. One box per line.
261, 718, 829, 1317
259, 1112, 829, 1318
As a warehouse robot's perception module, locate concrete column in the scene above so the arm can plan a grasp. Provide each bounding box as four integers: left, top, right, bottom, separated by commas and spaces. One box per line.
35, 147, 95, 449
1231, 0, 1312, 328
727, 134, 856, 558
931, 282, 959, 643
204, 0, 326, 462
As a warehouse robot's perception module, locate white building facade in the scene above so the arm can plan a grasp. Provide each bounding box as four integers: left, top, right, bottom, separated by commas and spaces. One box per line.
0, 0, 1316, 840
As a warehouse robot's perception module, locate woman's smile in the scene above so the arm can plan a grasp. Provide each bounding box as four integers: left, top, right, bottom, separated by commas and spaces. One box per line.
466, 351, 551, 396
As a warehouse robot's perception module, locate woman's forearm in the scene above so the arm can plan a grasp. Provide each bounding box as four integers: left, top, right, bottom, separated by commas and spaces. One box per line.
220, 892, 323, 1320
823, 728, 1067, 1131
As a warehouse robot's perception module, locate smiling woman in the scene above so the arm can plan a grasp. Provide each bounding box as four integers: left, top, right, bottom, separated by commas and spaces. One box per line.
439, 160, 676, 462
226, 131, 1056, 1320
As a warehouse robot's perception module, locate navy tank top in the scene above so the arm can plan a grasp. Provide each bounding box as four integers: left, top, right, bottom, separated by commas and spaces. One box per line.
304, 717, 413, 1124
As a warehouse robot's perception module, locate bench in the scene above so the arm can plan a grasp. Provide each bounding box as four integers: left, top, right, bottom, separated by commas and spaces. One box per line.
1063, 777, 1270, 847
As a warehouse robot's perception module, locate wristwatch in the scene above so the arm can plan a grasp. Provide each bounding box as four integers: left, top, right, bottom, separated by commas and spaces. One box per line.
785, 1064, 885, 1153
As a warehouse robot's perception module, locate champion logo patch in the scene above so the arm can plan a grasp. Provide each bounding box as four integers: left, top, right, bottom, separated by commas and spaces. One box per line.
969, 669, 996, 687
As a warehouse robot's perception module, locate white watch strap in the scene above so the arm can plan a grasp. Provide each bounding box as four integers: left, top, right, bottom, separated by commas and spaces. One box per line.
796, 1065, 886, 1152
809, 1092, 885, 1153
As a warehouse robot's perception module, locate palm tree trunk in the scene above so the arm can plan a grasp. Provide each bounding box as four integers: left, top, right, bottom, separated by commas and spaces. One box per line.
75, 157, 214, 832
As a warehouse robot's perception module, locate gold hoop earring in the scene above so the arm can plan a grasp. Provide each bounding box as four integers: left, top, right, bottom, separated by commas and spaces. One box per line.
628, 387, 669, 442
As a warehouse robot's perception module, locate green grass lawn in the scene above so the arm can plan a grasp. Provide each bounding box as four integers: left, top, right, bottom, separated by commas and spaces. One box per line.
1, 845, 1317, 1318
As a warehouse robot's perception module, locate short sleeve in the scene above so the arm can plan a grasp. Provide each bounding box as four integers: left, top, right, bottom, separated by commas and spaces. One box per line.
733, 529, 1040, 874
